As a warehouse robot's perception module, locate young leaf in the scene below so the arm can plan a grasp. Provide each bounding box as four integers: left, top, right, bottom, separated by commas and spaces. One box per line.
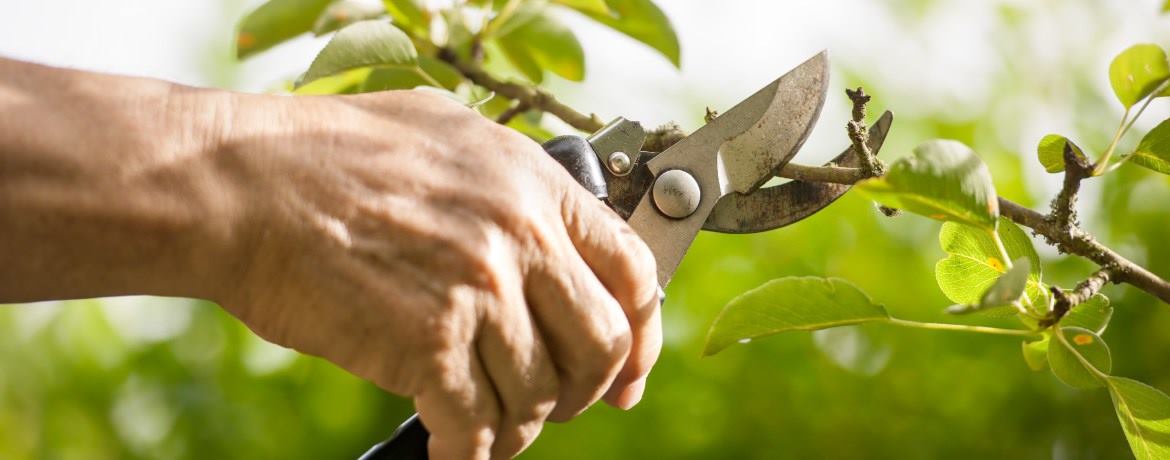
496, 8, 587, 82
1131, 118, 1170, 174
703, 277, 888, 357
1021, 336, 1050, 371
1036, 134, 1088, 173
1061, 294, 1113, 334
299, 20, 418, 87
948, 257, 1031, 315
935, 218, 1042, 307
313, 0, 387, 36
553, 0, 610, 15
856, 140, 999, 231
382, 0, 429, 36
580, 0, 680, 67
1107, 377, 1170, 460
1049, 327, 1111, 389
1109, 44, 1170, 109
237, 0, 334, 59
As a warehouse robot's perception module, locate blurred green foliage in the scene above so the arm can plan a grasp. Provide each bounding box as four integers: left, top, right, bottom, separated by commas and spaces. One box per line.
4, 0, 1170, 459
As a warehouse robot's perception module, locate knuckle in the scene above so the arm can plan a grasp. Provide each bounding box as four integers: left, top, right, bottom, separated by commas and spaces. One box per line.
569, 314, 632, 386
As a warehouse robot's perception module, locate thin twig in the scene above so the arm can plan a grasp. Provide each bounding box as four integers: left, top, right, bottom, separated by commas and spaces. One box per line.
846, 88, 884, 177
1044, 268, 1116, 327
1048, 141, 1092, 232
438, 48, 605, 132
495, 101, 529, 125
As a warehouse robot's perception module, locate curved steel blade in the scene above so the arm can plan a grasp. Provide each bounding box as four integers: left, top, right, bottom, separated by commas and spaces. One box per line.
703, 110, 894, 234
625, 52, 831, 286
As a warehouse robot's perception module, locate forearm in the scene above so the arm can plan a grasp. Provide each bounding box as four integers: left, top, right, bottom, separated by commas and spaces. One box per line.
0, 58, 245, 302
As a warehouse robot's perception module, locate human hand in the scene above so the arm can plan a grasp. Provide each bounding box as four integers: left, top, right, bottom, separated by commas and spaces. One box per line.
213, 90, 662, 459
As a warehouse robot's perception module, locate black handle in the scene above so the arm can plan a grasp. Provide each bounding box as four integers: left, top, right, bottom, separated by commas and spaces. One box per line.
357, 135, 605, 460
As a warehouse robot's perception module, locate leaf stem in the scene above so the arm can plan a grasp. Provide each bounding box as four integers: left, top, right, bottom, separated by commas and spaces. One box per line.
1053, 325, 1110, 379
1102, 80, 1167, 173
1093, 107, 1131, 176
887, 318, 1040, 338
990, 229, 1013, 270
482, 0, 523, 38
412, 66, 444, 88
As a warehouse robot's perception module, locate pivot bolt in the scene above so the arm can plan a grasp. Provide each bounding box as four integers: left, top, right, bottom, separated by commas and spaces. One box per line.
607, 151, 632, 175
652, 169, 701, 219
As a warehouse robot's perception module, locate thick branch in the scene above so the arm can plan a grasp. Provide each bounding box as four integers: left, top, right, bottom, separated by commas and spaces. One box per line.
773, 164, 1170, 304
995, 200, 1168, 304
438, 49, 605, 132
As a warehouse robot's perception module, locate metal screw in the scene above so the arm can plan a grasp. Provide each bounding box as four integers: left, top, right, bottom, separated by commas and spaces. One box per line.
652, 169, 701, 219
607, 151, 632, 175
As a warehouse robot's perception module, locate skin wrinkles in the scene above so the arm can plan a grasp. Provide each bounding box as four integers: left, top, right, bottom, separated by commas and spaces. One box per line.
0, 58, 662, 460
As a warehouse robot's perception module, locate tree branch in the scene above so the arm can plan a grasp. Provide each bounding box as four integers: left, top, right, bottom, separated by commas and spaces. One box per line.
1048, 141, 1091, 232
495, 100, 529, 125
1044, 268, 1116, 326
769, 165, 1170, 304
438, 49, 606, 133
845, 87, 884, 177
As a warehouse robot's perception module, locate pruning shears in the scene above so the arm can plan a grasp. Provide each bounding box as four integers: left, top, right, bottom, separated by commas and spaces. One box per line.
360, 50, 894, 460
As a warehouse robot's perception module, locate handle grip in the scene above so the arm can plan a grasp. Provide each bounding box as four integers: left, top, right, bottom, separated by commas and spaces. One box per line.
356, 135, 606, 460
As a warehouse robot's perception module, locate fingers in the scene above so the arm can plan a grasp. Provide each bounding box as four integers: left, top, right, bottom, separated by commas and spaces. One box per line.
414, 346, 499, 460
476, 284, 559, 458
524, 243, 632, 422
560, 191, 663, 409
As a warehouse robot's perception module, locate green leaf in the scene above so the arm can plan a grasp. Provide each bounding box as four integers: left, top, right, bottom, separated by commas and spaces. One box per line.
703, 277, 888, 356
1109, 44, 1170, 109
382, 0, 429, 36
1021, 336, 1050, 371
237, 0, 334, 59
1037, 134, 1088, 173
1062, 294, 1113, 334
313, 0, 387, 36
1132, 118, 1170, 174
299, 20, 418, 87
947, 257, 1031, 315
856, 140, 999, 231
496, 7, 586, 82
935, 218, 1043, 308
1107, 377, 1170, 460
362, 56, 463, 91
294, 67, 373, 95
553, 0, 610, 15
1049, 327, 1111, 389
1165, 0, 1170, 13
581, 0, 680, 67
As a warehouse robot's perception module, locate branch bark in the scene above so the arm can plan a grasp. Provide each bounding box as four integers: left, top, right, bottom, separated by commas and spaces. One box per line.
438, 49, 605, 133
1046, 268, 1115, 325
768, 164, 1170, 304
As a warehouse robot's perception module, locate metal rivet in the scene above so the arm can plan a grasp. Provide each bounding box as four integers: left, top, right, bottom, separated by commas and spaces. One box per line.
652, 169, 701, 219
607, 151, 632, 175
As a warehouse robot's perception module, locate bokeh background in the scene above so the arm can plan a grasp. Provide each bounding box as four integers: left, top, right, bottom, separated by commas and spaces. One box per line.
3, 0, 1170, 458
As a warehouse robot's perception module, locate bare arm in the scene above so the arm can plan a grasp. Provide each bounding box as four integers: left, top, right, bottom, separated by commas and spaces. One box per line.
0, 58, 662, 460
0, 57, 244, 301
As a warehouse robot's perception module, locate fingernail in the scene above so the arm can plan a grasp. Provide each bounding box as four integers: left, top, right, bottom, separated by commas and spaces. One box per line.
616, 377, 647, 410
